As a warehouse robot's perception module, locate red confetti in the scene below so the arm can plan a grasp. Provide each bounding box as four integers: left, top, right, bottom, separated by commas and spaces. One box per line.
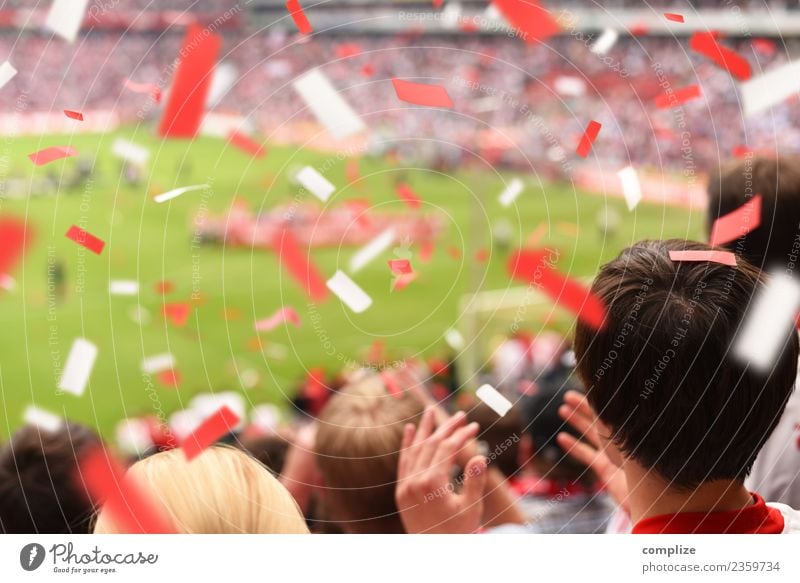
576, 120, 601, 158
664, 13, 684, 23
732, 145, 754, 158
65, 225, 105, 255
272, 229, 329, 301
655, 84, 702, 109
157, 369, 182, 387
388, 259, 412, 275
392, 272, 418, 292
124, 79, 162, 103
419, 240, 435, 263
709, 194, 762, 247
669, 250, 737, 267
64, 110, 83, 121
334, 43, 362, 58
286, 0, 313, 35
396, 183, 422, 209
475, 248, 489, 263
752, 38, 777, 56
629, 23, 649, 36
227, 130, 267, 158
158, 24, 221, 138
391, 78, 453, 108
508, 249, 606, 330
690, 31, 751, 81
79, 448, 174, 533
162, 302, 191, 327
0, 218, 31, 278
255, 307, 301, 332
181, 406, 241, 461
28, 146, 78, 166
346, 159, 360, 183
448, 246, 462, 260
155, 280, 174, 295
360, 63, 375, 77
381, 370, 403, 399
493, 0, 560, 44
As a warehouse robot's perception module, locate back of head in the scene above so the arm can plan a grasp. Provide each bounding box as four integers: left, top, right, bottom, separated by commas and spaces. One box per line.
466, 401, 522, 478
314, 374, 423, 533
0, 423, 101, 533
93, 446, 308, 534
707, 156, 800, 269
574, 239, 799, 490
238, 433, 290, 477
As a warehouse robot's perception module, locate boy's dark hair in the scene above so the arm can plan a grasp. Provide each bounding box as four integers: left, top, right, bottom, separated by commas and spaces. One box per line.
239, 433, 290, 477
574, 239, 798, 490
466, 401, 522, 478
0, 423, 101, 533
707, 156, 800, 269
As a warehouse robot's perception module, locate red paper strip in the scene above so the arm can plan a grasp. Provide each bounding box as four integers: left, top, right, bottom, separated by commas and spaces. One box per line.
158, 24, 221, 138
162, 302, 191, 327
391, 78, 453, 108
286, 0, 313, 35
255, 307, 301, 332
28, 146, 77, 166
65, 225, 105, 255
0, 218, 31, 277
346, 159, 360, 183
381, 370, 403, 399
388, 259, 412, 275
689, 31, 751, 81
392, 272, 418, 292
655, 84, 701, 109
396, 183, 422, 209
508, 249, 606, 330
732, 144, 753, 158
80, 448, 174, 533
493, 0, 560, 44
664, 13, 684, 23
227, 130, 266, 158
669, 250, 737, 266
124, 79, 162, 103
181, 406, 241, 461
629, 23, 649, 36
576, 120, 601, 158
157, 369, 182, 387
64, 110, 83, 121
419, 240, 435, 262
272, 229, 329, 301
155, 280, 174, 295
709, 194, 762, 247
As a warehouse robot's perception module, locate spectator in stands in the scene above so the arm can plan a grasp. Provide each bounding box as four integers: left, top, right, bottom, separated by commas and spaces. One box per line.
0, 423, 102, 534
239, 433, 290, 477
466, 401, 522, 480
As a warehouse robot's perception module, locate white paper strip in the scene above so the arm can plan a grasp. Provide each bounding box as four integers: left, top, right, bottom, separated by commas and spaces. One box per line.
141, 353, 175, 375
115, 418, 154, 457
154, 184, 209, 204
23, 405, 63, 433
292, 69, 366, 140
112, 138, 150, 166
591, 28, 619, 56
349, 228, 395, 273
326, 270, 372, 313
444, 328, 465, 351
498, 178, 524, 207
206, 61, 237, 109
109, 280, 139, 296
45, 0, 90, 43
734, 272, 800, 372
0, 60, 17, 91
476, 384, 513, 417
741, 59, 800, 118
58, 338, 98, 396
617, 166, 642, 211
296, 166, 335, 203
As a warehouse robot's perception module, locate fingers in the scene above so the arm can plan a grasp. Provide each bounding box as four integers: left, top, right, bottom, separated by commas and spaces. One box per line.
431, 421, 479, 469
411, 410, 467, 472
559, 391, 602, 448
556, 431, 604, 471
397, 423, 416, 479
461, 455, 488, 506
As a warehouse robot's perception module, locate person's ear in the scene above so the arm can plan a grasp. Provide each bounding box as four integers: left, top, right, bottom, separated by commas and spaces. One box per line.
517, 434, 534, 470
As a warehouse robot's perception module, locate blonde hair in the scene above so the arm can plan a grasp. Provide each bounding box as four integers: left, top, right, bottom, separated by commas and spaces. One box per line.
94, 446, 309, 534
315, 374, 423, 533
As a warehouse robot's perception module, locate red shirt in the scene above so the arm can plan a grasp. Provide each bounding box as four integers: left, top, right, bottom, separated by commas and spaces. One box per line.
632, 493, 785, 534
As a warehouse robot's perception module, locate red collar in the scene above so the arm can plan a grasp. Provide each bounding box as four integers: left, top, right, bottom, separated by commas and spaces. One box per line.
633, 493, 785, 534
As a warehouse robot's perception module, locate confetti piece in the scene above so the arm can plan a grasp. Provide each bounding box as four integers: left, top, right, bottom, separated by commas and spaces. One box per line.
158, 24, 221, 138
154, 280, 174, 295
734, 272, 800, 372
444, 328, 465, 350
448, 246, 462, 260
293, 69, 366, 140
124, 78, 161, 102
392, 271, 418, 292
360, 63, 375, 77
64, 110, 83, 121
493, 0, 560, 44
576, 120, 601, 158
664, 13, 684, 23
227, 130, 266, 158
391, 78, 454, 108
420, 240, 435, 263
0, 218, 30, 278
527, 222, 547, 246
181, 406, 241, 461
154, 184, 209, 204
286, 0, 313, 35
655, 84, 701, 109
58, 338, 98, 396
508, 249, 607, 330
741, 59, 800, 118
141, 353, 176, 375
115, 419, 155, 457
732, 145, 753, 158
590, 28, 618, 56
28, 146, 78, 166
617, 166, 642, 211
273, 229, 329, 301
65, 225, 105, 255
296, 166, 336, 202
327, 270, 372, 313
80, 448, 174, 533
111, 138, 150, 166
350, 228, 396, 273
475, 248, 489, 263
346, 159, 360, 184
382, 370, 403, 399
162, 302, 191, 327
709, 194, 762, 247
388, 259, 412, 275
157, 369, 182, 388
669, 250, 737, 267
335, 43, 363, 58
0, 60, 17, 90
498, 178, 524, 207
477, 384, 513, 417
23, 405, 62, 433
689, 31, 751, 81
752, 38, 777, 56
255, 307, 301, 332
45, 0, 90, 43
109, 280, 139, 296
396, 183, 422, 209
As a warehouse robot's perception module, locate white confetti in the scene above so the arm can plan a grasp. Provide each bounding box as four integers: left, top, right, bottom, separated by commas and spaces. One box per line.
109, 280, 139, 296
477, 384, 513, 417
326, 270, 372, 313
45, 0, 90, 43
349, 228, 395, 273
617, 166, 642, 211
154, 184, 209, 204
112, 138, 150, 167
23, 405, 63, 433
58, 338, 98, 396
444, 328, 465, 351
296, 166, 336, 203
292, 69, 366, 140
590, 28, 619, 56
0, 60, 17, 91
141, 353, 175, 375
741, 59, 800, 118
498, 178, 524, 207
